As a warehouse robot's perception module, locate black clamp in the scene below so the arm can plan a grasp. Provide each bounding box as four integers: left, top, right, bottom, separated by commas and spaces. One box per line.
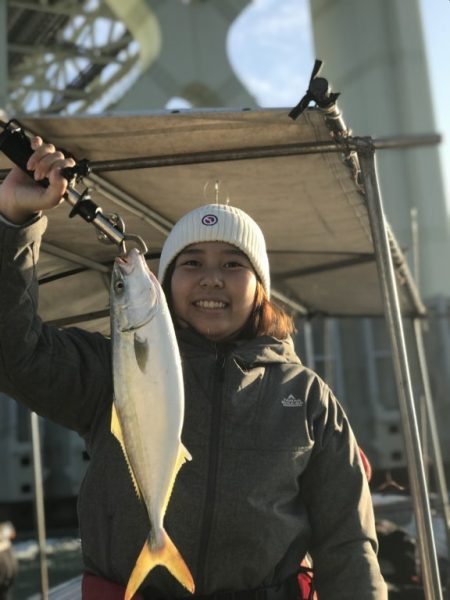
61, 159, 91, 186
68, 189, 100, 222
289, 59, 341, 120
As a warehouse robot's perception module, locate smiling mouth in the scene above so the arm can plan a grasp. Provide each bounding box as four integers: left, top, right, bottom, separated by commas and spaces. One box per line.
193, 300, 228, 309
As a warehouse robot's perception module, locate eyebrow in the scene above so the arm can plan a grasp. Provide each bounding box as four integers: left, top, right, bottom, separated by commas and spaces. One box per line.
179, 247, 247, 257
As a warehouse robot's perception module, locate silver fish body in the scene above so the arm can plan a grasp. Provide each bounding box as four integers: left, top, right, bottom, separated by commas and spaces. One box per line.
110, 247, 194, 599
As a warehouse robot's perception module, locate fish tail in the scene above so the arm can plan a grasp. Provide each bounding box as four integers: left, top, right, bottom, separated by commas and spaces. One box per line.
124, 529, 195, 599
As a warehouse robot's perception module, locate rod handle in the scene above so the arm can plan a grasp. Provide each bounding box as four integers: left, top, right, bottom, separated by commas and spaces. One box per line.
0, 120, 83, 186
0, 121, 50, 187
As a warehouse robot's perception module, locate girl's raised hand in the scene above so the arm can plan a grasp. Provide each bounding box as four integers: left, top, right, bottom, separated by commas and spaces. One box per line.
0, 136, 76, 225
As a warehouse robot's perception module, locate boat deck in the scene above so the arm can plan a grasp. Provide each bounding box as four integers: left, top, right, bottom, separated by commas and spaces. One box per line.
28, 576, 81, 600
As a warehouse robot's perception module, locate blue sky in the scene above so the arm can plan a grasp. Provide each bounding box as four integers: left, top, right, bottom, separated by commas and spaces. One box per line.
227, 0, 450, 210
228, 0, 313, 108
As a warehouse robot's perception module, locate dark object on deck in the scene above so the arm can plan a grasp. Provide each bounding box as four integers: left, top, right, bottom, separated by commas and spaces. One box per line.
377, 519, 425, 599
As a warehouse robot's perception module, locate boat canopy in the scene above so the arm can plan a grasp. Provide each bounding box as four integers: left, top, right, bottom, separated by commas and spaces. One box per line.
0, 107, 426, 332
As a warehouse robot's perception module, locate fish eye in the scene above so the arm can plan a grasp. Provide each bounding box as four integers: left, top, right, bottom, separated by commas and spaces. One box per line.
114, 279, 125, 294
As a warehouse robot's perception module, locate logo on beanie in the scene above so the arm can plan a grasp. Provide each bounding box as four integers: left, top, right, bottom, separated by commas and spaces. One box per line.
202, 214, 218, 226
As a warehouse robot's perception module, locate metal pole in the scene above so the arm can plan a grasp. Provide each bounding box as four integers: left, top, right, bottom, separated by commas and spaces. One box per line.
414, 318, 450, 556
0, 0, 8, 113
410, 207, 420, 287
303, 320, 316, 370
410, 207, 430, 481
1, 130, 435, 182
81, 133, 443, 173
30, 411, 49, 600
324, 319, 334, 388
358, 142, 442, 600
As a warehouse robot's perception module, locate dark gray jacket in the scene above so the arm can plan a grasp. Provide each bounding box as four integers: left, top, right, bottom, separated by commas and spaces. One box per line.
0, 217, 387, 599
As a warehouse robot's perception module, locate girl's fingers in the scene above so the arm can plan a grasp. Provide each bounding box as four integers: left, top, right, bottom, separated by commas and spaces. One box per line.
33, 152, 74, 182
26, 136, 76, 189
27, 139, 54, 170
17, 135, 78, 208
29, 136, 43, 153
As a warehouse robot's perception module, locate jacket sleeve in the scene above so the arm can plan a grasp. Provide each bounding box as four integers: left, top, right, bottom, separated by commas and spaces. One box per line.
300, 380, 388, 600
0, 217, 112, 435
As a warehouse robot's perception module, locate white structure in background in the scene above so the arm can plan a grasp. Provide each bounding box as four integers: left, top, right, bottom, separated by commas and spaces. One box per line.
110, 0, 256, 110
310, 0, 450, 298
309, 0, 450, 472
1, 0, 449, 510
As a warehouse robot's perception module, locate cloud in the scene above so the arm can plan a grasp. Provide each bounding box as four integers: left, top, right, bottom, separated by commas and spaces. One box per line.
228, 0, 314, 107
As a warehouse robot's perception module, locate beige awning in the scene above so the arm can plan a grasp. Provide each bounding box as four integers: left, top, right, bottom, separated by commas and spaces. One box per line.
0, 107, 425, 333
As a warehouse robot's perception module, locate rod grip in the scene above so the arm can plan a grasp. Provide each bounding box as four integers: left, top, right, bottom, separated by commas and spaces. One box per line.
0, 121, 49, 187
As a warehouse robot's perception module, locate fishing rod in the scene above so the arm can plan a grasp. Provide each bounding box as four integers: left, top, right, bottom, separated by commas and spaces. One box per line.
0, 119, 147, 255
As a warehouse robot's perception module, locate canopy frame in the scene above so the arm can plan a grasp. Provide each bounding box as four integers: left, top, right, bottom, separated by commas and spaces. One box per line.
358, 142, 443, 599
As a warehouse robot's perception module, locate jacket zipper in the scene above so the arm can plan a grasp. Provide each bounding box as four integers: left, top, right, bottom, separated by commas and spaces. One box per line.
196, 349, 226, 590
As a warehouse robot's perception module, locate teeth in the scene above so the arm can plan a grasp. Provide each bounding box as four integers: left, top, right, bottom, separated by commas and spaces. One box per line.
194, 300, 226, 309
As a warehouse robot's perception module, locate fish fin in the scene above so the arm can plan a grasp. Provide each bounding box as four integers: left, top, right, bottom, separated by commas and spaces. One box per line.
161, 444, 192, 518
183, 444, 193, 462
125, 529, 195, 600
110, 404, 142, 500
134, 333, 149, 373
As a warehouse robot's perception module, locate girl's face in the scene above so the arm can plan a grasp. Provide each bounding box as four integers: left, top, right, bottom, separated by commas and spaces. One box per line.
170, 242, 258, 342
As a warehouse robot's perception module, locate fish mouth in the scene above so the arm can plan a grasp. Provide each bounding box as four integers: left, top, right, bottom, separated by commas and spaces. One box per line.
192, 299, 228, 310
115, 253, 136, 275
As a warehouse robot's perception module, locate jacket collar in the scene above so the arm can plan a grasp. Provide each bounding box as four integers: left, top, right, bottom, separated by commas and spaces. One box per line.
176, 327, 301, 367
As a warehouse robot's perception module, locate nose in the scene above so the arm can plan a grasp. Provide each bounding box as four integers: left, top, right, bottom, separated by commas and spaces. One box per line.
199, 268, 224, 288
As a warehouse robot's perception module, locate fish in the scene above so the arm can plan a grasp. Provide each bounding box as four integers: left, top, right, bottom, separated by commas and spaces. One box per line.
110, 247, 194, 599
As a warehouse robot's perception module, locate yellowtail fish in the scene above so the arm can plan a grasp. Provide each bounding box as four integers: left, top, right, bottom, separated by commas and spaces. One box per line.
110, 247, 194, 599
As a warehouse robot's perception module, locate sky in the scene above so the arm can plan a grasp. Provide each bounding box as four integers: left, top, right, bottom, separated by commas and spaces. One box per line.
227, 0, 450, 212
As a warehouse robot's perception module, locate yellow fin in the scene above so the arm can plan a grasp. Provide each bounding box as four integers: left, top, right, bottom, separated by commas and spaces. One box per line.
125, 529, 195, 600
111, 404, 141, 500
161, 444, 192, 518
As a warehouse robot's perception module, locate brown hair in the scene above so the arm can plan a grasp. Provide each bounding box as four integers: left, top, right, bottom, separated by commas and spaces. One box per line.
162, 262, 295, 340
240, 281, 295, 339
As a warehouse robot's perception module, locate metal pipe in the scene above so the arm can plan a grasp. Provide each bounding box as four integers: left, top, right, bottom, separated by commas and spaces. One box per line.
409, 208, 430, 482
30, 411, 49, 600
41, 242, 111, 273
270, 288, 308, 316
303, 320, 316, 370
385, 224, 427, 317
358, 141, 443, 600
64, 188, 125, 247
20, 132, 435, 176
0, 134, 441, 190
0, 0, 8, 112
410, 207, 420, 287
276, 253, 375, 280
86, 172, 173, 236
413, 318, 450, 557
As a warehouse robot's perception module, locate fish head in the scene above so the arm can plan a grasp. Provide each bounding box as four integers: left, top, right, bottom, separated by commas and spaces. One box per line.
111, 247, 161, 331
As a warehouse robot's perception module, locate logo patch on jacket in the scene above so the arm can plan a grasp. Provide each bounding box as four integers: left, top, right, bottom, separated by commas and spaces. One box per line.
281, 394, 304, 407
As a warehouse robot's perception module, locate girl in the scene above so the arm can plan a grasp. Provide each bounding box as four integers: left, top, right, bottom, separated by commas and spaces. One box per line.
0, 138, 387, 599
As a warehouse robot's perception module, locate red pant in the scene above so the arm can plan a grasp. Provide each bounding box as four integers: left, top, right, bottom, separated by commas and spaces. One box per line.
82, 572, 144, 600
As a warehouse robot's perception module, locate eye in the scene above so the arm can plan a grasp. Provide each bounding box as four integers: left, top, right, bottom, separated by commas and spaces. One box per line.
114, 279, 125, 294
224, 261, 244, 269
181, 259, 201, 267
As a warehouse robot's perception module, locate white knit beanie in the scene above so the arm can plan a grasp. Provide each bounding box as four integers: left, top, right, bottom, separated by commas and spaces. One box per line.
158, 203, 271, 297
